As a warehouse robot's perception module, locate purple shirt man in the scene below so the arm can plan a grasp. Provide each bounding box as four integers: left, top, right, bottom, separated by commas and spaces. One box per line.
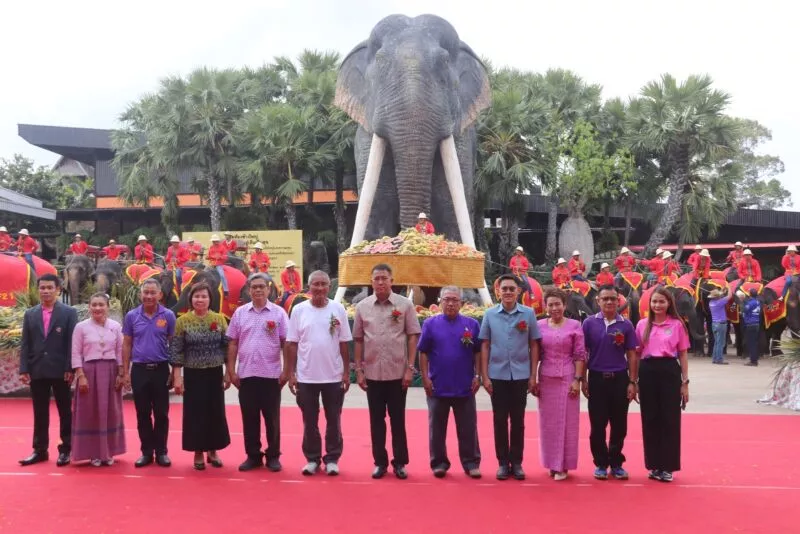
122, 304, 176, 363
582, 313, 637, 373
418, 313, 481, 397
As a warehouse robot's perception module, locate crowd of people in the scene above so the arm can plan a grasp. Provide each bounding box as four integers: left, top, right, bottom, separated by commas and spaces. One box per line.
17, 262, 691, 484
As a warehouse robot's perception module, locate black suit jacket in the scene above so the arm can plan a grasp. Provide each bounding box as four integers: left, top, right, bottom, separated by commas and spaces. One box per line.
19, 302, 78, 380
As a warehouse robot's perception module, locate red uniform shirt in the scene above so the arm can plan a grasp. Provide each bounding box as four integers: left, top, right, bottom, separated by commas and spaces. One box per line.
642, 257, 664, 275
69, 241, 88, 255
782, 254, 800, 276
188, 243, 203, 262
567, 258, 585, 277
737, 258, 762, 281
552, 266, 571, 286
663, 260, 680, 278
509, 255, 530, 275
135, 243, 154, 263
614, 254, 636, 273
726, 249, 744, 265
687, 252, 700, 270
0, 234, 11, 251
17, 236, 38, 254
694, 257, 711, 279
166, 244, 190, 269
414, 221, 435, 235
249, 251, 271, 273
103, 245, 123, 260
224, 239, 238, 253
281, 268, 301, 293
208, 243, 229, 267
596, 271, 614, 286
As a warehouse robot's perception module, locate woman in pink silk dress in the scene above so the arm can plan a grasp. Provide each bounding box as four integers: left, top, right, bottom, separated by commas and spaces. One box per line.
533, 287, 586, 481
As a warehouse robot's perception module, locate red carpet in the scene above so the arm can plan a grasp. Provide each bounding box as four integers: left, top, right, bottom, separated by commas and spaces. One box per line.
0, 398, 796, 533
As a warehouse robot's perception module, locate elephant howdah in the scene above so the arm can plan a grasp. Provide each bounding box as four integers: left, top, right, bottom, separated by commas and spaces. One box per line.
333, 14, 493, 305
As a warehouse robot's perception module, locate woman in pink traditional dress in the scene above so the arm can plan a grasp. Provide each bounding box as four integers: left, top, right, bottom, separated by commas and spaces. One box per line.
533, 287, 586, 481
71, 293, 126, 466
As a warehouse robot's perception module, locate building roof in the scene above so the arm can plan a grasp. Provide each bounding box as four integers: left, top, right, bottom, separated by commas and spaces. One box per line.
18, 123, 115, 165
0, 186, 56, 220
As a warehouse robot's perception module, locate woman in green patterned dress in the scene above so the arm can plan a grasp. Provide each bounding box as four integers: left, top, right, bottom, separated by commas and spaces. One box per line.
170, 282, 231, 470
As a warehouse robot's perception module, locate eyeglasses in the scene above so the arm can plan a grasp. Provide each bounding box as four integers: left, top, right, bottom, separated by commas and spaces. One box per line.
599, 297, 617, 302
500, 287, 517, 292
441, 297, 461, 303
250, 284, 268, 290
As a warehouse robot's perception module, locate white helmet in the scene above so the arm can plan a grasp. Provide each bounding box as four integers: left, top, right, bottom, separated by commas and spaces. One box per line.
254, 242, 264, 249
19, 229, 29, 236
600, 263, 610, 269
74, 233, 82, 239
170, 235, 180, 243
572, 250, 580, 256
0, 226, 6, 232
210, 234, 220, 242
285, 260, 296, 268
418, 212, 427, 219
137, 235, 147, 241
556, 258, 566, 265
109, 239, 116, 244
694, 244, 702, 250
662, 251, 673, 259
743, 249, 753, 256
655, 248, 663, 255
735, 241, 743, 247
700, 249, 710, 257
620, 247, 630, 254
187, 237, 194, 243
788, 245, 798, 253
515, 246, 523, 252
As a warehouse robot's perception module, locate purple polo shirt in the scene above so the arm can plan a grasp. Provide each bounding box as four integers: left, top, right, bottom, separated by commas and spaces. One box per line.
122, 304, 176, 363
582, 313, 636, 372
417, 314, 480, 397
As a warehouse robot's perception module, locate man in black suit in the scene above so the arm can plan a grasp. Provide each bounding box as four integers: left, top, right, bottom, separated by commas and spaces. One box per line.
18, 273, 78, 467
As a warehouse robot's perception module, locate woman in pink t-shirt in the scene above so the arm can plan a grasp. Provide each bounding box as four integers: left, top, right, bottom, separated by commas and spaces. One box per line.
635, 287, 690, 483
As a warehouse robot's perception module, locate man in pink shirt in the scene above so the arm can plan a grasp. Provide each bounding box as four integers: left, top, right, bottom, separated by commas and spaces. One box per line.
18, 273, 79, 467
226, 272, 290, 472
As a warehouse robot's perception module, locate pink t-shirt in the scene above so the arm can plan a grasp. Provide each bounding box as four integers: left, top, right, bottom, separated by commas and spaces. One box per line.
42, 306, 54, 334
635, 316, 690, 358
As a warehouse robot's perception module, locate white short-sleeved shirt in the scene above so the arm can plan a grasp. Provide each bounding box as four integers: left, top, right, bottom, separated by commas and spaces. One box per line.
287, 299, 353, 383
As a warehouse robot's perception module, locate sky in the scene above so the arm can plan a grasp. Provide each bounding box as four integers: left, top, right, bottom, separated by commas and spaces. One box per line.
1, 0, 796, 208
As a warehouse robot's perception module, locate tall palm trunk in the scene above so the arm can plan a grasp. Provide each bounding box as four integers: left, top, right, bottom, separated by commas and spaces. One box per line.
643, 144, 689, 256
285, 202, 297, 229
498, 207, 520, 266
545, 196, 559, 262
333, 167, 348, 253
207, 173, 222, 232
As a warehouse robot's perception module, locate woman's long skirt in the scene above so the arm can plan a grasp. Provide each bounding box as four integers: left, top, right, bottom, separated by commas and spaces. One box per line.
71, 360, 126, 462
182, 366, 231, 452
538, 375, 580, 472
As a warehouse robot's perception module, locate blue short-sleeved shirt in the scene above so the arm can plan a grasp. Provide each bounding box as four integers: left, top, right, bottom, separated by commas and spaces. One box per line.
417, 314, 480, 397
478, 303, 540, 380
122, 305, 176, 363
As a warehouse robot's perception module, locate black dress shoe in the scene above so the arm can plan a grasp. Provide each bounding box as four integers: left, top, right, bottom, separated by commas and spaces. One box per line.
496, 465, 510, 480
372, 465, 388, 479
239, 457, 263, 472
19, 451, 48, 466
156, 454, 171, 467
56, 453, 71, 467
511, 464, 526, 480
266, 458, 282, 472
394, 465, 408, 480
135, 455, 153, 468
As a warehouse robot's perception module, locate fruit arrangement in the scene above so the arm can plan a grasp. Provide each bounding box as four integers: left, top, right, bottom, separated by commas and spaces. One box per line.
341, 229, 484, 259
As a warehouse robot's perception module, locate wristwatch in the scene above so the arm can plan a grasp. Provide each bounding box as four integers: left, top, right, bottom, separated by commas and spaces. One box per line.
407, 364, 417, 373
682, 378, 690, 385
573, 376, 583, 383
629, 378, 639, 385
474, 374, 481, 380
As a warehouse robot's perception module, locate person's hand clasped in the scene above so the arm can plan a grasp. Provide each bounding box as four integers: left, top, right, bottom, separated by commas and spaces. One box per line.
681, 383, 689, 406
568, 379, 580, 398
627, 383, 638, 403
422, 376, 433, 397
77, 375, 89, 394
288, 374, 298, 396
483, 377, 493, 396
357, 370, 367, 391
341, 372, 350, 393
172, 374, 184, 395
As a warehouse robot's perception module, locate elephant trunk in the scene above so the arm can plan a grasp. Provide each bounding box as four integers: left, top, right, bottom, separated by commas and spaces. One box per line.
67, 269, 81, 304
394, 138, 435, 229
95, 273, 109, 295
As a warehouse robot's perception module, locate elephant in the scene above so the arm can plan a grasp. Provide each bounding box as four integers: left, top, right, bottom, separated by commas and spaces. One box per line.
666, 286, 706, 343
753, 278, 800, 356
94, 259, 123, 296
305, 241, 330, 274
168, 269, 224, 317
63, 255, 94, 304
335, 14, 491, 243
238, 273, 280, 305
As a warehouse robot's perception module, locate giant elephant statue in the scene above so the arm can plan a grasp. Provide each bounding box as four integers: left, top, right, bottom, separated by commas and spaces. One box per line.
335, 14, 491, 243
63, 255, 95, 304
94, 259, 123, 296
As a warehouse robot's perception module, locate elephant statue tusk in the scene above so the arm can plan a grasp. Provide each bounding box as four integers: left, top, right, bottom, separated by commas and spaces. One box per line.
334, 134, 387, 304
440, 136, 493, 306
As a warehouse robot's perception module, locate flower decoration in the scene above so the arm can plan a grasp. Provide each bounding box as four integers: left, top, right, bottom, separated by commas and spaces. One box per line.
210, 322, 218, 332
390, 309, 402, 322
329, 313, 340, 336
610, 330, 624, 346
266, 320, 277, 334
516, 320, 528, 333
461, 327, 473, 346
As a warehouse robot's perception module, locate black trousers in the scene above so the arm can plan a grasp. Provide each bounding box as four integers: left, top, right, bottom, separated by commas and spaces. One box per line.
427, 395, 481, 471
639, 358, 682, 472
296, 382, 344, 464
366, 379, 408, 468
489, 379, 528, 466
130, 362, 171, 456
239, 377, 282, 461
745, 324, 760, 364
30, 378, 72, 454
587, 370, 630, 469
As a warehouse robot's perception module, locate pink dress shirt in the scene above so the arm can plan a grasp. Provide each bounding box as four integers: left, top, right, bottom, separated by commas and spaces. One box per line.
71, 318, 124, 368
635, 316, 690, 358
42, 306, 53, 335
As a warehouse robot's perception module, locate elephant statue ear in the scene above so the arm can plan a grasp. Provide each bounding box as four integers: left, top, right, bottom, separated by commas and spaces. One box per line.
335, 41, 370, 129
456, 42, 491, 133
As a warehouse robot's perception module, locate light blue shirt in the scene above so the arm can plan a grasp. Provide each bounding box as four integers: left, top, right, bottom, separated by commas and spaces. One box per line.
479, 303, 541, 380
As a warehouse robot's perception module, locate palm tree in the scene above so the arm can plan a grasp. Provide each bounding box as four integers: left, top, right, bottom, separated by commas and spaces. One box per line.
629, 74, 738, 256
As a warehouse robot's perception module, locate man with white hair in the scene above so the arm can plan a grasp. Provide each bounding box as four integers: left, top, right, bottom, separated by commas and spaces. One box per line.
414, 213, 435, 235
418, 286, 482, 479
285, 270, 352, 476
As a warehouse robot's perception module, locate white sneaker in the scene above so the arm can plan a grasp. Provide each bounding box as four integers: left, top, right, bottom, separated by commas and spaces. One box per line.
301, 461, 319, 476
90, 459, 102, 467
554, 471, 568, 481
325, 462, 340, 476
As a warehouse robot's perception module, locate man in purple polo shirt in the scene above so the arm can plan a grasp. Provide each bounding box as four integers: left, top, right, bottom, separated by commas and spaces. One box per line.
581, 284, 638, 480
226, 273, 290, 472
418, 286, 482, 479
121, 279, 176, 468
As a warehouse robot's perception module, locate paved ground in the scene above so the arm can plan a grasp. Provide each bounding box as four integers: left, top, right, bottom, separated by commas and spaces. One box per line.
204, 350, 793, 415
